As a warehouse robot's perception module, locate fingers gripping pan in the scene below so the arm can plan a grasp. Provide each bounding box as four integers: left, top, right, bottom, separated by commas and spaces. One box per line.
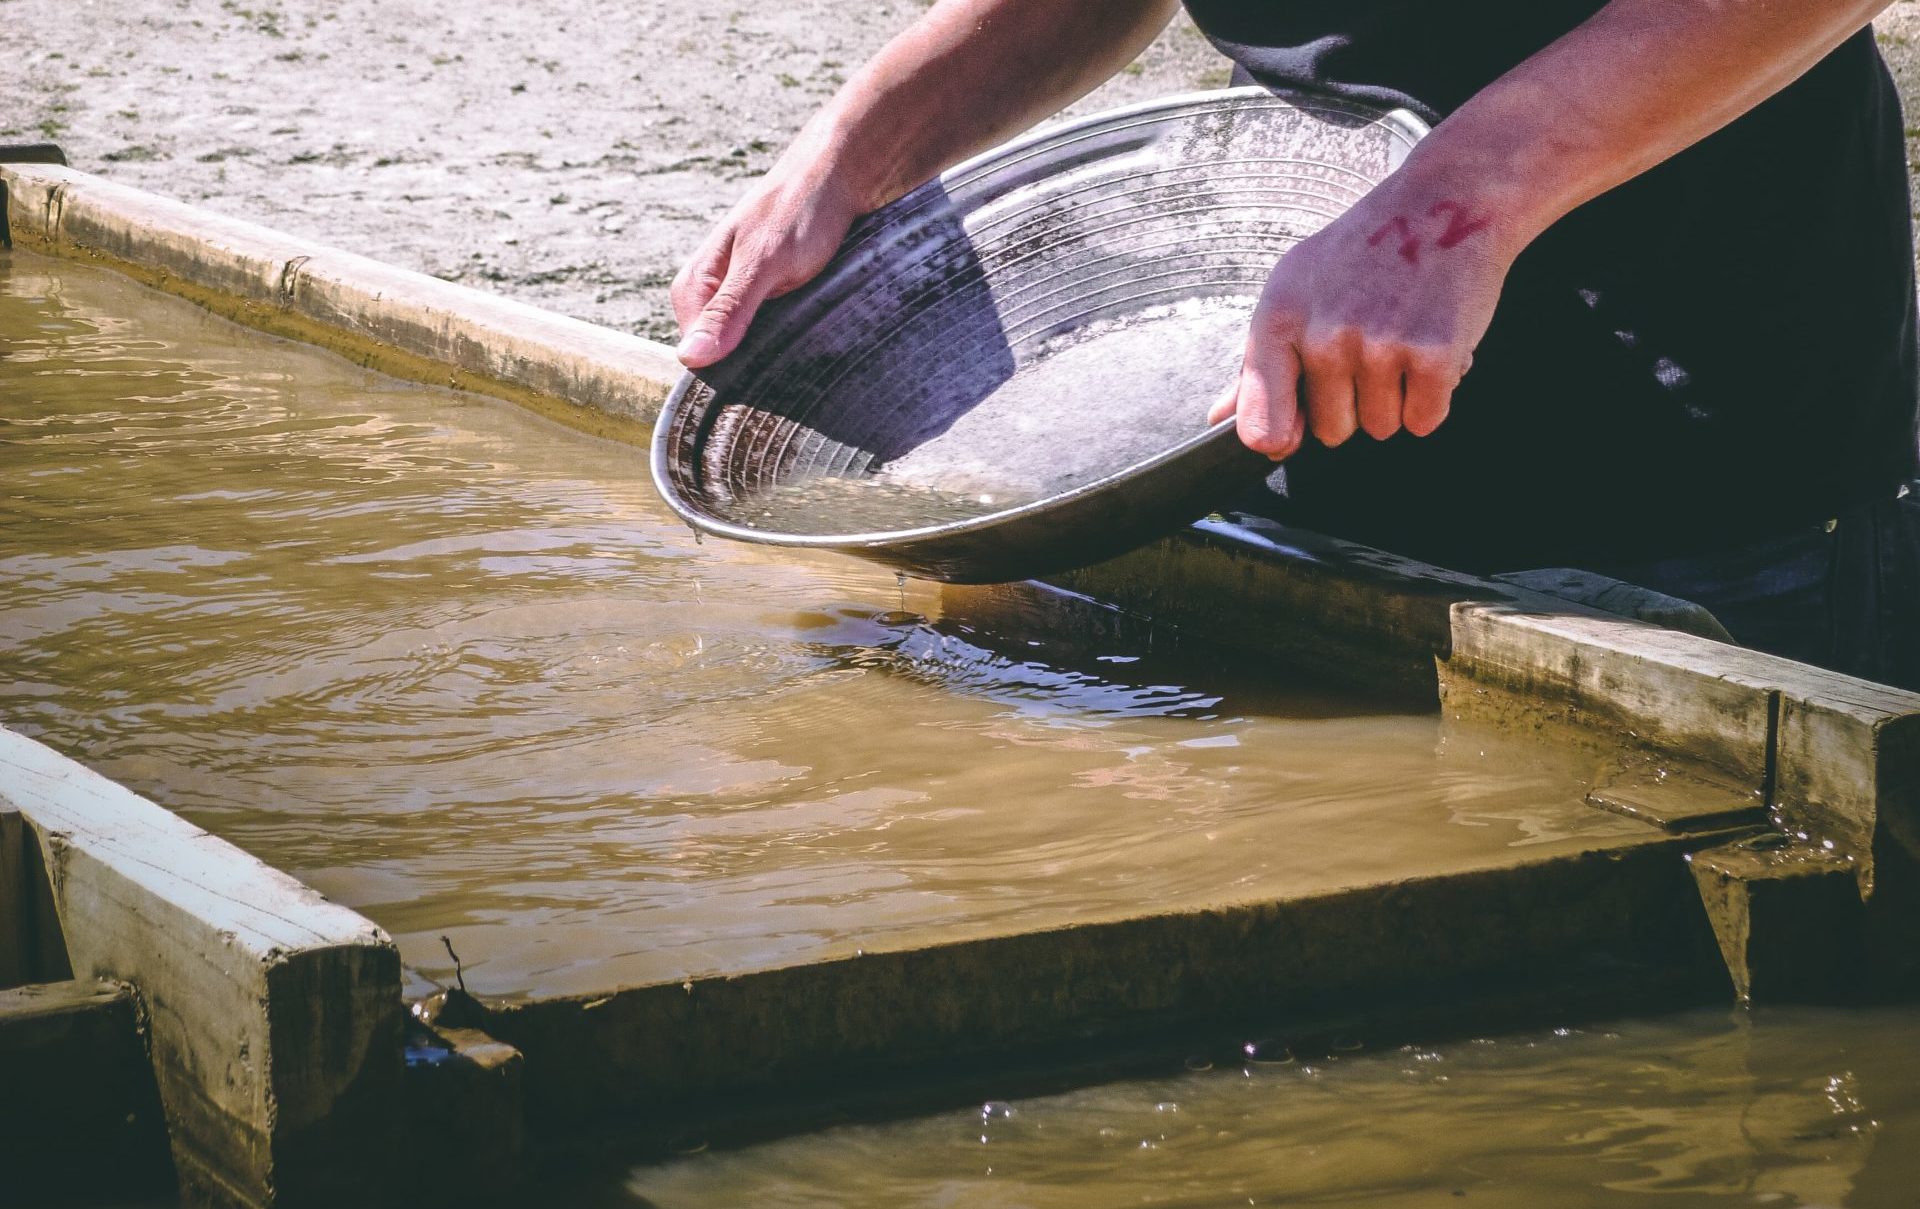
651, 88, 1427, 584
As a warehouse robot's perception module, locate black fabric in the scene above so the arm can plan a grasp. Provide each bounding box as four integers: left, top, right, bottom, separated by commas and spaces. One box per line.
1574, 489, 1920, 692
1186, 2, 1920, 572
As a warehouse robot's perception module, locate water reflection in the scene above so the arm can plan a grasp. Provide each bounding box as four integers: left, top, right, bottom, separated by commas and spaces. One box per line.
796, 606, 1229, 721
610, 1005, 1920, 1208
3, 255, 1636, 1004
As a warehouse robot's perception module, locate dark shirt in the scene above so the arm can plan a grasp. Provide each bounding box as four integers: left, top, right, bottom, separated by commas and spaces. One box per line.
1184, 2, 1919, 571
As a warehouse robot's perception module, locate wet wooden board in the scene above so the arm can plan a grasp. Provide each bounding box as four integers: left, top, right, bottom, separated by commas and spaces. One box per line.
0, 725, 402, 1209
0, 807, 26, 988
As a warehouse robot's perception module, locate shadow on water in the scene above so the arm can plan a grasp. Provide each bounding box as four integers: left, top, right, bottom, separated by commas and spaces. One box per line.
788, 600, 1414, 726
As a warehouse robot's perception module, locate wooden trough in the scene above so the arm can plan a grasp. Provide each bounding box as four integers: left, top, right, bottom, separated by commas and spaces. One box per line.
4, 155, 1917, 1206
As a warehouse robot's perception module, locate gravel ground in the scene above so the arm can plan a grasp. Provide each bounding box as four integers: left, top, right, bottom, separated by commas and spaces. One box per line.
0, 0, 1223, 342
5, 1, 1920, 344
1876, 1, 1920, 228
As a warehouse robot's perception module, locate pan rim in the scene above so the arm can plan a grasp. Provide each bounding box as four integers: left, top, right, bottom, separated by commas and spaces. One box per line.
648, 86, 1429, 556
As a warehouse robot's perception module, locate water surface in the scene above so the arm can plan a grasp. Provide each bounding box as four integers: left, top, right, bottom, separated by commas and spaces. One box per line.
611, 1005, 1920, 1208
1, 253, 1633, 1001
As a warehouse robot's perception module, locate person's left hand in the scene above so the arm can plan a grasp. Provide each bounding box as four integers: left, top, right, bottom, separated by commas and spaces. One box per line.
1207, 174, 1520, 460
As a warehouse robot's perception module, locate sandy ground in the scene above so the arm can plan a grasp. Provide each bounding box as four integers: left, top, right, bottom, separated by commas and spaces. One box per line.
6, 2, 1920, 344
1878, 3, 1920, 217
0, 1, 1224, 343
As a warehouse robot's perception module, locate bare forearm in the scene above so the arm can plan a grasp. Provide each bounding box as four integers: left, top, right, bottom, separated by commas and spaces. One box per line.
671, 0, 1175, 364
802, 0, 1179, 209
1401, 0, 1893, 259
1214, 0, 1895, 461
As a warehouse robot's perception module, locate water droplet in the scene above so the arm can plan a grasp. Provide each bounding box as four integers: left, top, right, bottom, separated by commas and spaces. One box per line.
667, 1135, 708, 1156
1242, 1039, 1294, 1065
1331, 1036, 1363, 1052
981, 1100, 1014, 1120
1182, 1055, 1213, 1072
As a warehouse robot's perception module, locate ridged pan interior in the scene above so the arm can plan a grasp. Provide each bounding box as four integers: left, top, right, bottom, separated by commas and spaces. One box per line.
657, 90, 1424, 548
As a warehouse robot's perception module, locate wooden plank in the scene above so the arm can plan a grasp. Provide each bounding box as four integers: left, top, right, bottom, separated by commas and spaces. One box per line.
1774, 678, 1920, 872
1772, 681, 1920, 985
1689, 836, 1866, 1003
0, 807, 26, 988
1441, 602, 1779, 788
451, 836, 1723, 1130
0, 725, 402, 1208
0, 161, 680, 432
0, 979, 173, 1201
1444, 600, 1920, 988
0, 805, 71, 988
1587, 765, 1768, 834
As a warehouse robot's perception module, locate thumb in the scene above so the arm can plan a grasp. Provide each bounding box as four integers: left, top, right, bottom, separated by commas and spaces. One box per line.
676, 255, 778, 368
1207, 380, 1238, 427
1234, 339, 1305, 461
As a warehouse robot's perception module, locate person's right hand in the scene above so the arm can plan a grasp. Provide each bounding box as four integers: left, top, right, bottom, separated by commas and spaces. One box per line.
671, 148, 870, 369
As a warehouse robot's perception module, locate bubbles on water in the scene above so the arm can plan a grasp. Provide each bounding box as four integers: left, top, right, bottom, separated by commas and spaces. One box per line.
1183, 1055, 1214, 1073
1242, 1039, 1295, 1065
978, 1100, 1016, 1146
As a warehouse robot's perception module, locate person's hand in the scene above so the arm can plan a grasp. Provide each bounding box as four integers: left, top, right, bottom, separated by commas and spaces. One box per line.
672, 144, 871, 368
1207, 175, 1519, 459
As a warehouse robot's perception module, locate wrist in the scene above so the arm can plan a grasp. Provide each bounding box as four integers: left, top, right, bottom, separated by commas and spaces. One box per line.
1393, 74, 1622, 260
1382, 141, 1552, 267
792, 94, 933, 215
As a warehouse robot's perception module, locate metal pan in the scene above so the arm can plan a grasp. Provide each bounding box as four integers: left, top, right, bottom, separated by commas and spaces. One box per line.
651, 87, 1427, 583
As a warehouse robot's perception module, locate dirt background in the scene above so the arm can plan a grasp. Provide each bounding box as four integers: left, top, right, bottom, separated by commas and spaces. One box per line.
6, 1, 1920, 345
0, 1, 1225, 342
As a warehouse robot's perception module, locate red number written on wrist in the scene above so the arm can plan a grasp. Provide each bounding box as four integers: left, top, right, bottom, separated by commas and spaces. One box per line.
1367, 201, 1493, 265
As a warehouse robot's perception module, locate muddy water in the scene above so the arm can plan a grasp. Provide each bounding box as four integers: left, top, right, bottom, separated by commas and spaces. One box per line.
610, 1004, 1920, 1208
0, 253, 1643, 1001
12, 254, 1917, 1209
